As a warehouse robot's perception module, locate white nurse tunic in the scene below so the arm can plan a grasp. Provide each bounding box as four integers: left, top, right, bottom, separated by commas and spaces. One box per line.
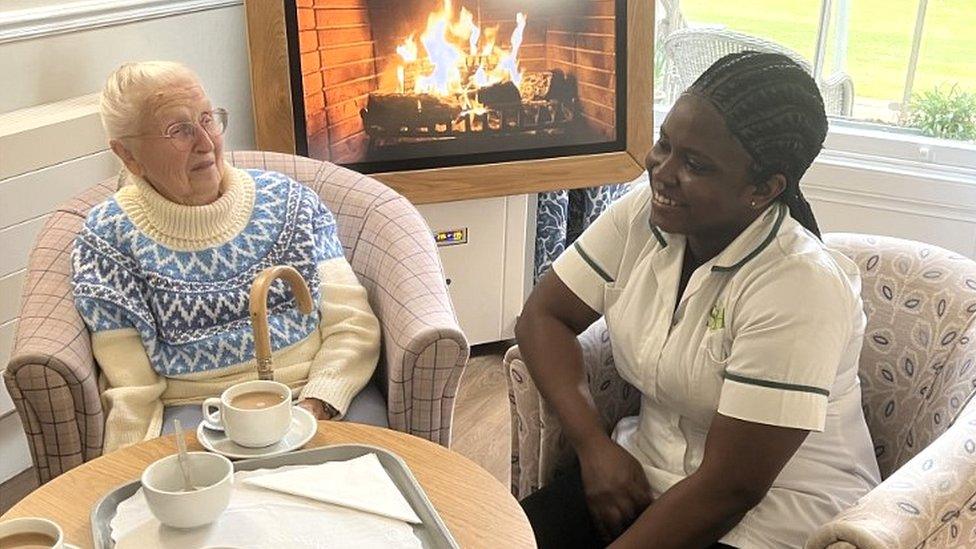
552, 174, 881, 548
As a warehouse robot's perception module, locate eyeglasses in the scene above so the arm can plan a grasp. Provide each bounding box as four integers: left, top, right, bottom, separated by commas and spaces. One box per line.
119, 108, 228, 152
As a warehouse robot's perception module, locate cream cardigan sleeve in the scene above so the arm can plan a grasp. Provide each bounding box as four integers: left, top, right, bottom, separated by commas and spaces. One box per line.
299, 256, 381, 416
91, 329, 167, 452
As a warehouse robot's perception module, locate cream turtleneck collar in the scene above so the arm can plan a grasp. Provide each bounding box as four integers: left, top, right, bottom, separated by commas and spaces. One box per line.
114, 162, 256, 251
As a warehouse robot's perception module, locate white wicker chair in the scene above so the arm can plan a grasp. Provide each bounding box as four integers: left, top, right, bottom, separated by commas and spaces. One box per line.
662, 27, 855, 117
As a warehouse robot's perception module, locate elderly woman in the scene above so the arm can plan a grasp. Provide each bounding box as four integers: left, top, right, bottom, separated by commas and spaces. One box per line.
516, 53, 882, 548
71, 61, 381, 453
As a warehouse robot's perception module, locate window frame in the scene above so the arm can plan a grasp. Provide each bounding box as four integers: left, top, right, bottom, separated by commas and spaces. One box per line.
654, 0, 976, 182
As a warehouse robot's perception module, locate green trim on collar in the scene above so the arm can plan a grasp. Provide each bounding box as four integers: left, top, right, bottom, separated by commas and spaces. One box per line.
573, 242, 613, 282
723, 371, 830, 397
711, 204, 787, 273
648, 222, 667, 248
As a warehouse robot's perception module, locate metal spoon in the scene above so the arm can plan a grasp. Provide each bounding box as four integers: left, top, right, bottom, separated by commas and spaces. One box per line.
174, 419, 195, 492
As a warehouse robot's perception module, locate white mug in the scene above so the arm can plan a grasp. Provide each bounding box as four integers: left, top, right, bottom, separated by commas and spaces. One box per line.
202, 380, 292, 447
142, 451, 234, 529
0, 517, 65, 548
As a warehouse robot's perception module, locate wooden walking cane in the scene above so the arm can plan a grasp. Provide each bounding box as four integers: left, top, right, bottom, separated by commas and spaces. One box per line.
249, 265, 315, 381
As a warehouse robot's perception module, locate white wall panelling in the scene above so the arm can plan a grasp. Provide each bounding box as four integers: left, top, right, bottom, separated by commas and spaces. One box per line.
803, 154, 976, 258
0, 319, 16, 388
0, 319, 17, 418
812, 199, 976, 257
0, 271, 25, 325
0, 3, 255, 153
0, 215, 49, 278
0, 413, 32, 481
0, 375, 15, 418
0, 150, 119, 227
0, 93, 105, 180
0, 0, 242, 45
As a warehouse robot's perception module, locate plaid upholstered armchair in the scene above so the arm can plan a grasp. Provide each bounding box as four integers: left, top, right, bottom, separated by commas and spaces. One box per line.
506, 234, 976, 548
4, 151, 468, 484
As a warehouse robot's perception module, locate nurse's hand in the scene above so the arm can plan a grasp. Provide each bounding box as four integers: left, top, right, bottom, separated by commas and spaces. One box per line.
578, 438, 653, 542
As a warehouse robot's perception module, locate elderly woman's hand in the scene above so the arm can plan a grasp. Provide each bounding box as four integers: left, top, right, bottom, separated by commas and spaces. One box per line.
297, 398, 337, 420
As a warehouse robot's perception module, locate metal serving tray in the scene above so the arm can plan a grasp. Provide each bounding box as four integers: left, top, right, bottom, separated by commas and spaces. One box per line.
90, 444, 459, 548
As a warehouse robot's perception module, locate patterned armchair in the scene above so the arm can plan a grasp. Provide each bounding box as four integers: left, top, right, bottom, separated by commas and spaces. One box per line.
4, 151, 468, 484
661, 27, 855, 117
506, 233, 976, 548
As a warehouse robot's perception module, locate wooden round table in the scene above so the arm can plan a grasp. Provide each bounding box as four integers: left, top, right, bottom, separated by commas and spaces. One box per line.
1, 422, 535, 548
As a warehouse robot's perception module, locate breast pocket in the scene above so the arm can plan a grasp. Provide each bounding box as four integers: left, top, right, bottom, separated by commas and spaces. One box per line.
699, 328, 731, 368
677, 327, 730, 412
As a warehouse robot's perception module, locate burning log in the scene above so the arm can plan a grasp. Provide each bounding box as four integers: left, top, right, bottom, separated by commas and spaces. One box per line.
519, 72, 552, 101
476, 81, 522, 107
519, 70, 577, 102
363, 93, 462, 130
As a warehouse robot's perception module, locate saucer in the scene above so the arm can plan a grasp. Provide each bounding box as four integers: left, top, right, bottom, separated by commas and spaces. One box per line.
197, 406, 317, 460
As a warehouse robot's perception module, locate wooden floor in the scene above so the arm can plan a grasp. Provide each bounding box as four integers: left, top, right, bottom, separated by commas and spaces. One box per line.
450, 342, 512, 487
0, 344, 513, 514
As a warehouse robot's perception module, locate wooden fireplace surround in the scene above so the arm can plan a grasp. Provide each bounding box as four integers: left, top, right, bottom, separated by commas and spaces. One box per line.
244, 0, 654, 205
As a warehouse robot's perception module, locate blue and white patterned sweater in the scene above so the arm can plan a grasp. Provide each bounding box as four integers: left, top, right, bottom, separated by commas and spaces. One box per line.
71, 169, 345, 377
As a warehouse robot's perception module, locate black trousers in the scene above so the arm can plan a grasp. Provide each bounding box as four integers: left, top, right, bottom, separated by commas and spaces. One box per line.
520, 463, 737, 549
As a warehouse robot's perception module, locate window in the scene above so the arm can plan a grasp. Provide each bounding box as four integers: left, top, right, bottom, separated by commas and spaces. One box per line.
654, 0, 976, 173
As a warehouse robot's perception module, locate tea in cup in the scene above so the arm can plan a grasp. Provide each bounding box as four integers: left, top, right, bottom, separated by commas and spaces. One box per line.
141, 451, 233, 528
202, 380, 292, 447
0, 517, 64, 548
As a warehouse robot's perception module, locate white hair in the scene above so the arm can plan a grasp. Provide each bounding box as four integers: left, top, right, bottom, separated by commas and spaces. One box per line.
100, 61, 203, 139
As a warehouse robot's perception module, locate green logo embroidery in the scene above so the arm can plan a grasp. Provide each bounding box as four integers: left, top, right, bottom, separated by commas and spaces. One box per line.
707, 305, 725, 330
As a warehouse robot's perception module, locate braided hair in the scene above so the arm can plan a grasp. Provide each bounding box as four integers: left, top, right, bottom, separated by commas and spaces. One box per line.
687, 51, 827, 238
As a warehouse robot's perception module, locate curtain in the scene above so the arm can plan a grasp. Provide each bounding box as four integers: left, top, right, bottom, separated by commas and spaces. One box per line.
533, 183, 631, 284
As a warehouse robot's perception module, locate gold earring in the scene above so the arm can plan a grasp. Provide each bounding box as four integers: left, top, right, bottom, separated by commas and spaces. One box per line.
750, 200, 757, 208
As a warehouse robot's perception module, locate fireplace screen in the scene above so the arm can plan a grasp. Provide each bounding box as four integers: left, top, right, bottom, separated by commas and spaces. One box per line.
286, 0, 626, 173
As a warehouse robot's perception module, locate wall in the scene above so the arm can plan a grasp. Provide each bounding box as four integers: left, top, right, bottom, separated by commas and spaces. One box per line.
0, 0, 254, 483
804, 155, 976, 258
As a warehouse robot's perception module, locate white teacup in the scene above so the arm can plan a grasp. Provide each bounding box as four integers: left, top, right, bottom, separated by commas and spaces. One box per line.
202, 380, 292, 447
142, 451, 233, 529
0, 517, 65, 548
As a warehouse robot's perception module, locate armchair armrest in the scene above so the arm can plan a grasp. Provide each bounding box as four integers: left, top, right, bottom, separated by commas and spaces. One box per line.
505, 318, 639, 499
805, 396, 976, 549
4, 210, 105, 484
353, 194, 468, 448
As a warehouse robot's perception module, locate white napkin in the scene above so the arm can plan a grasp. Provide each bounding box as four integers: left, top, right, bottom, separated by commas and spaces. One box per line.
242, 453, 422, 524
110, 466, 422, 549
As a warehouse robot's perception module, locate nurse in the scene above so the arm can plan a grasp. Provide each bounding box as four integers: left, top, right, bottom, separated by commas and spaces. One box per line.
515, 52, 881, 549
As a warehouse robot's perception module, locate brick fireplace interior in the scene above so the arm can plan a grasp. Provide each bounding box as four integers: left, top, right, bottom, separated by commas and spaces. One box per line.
296, 0, 619, 166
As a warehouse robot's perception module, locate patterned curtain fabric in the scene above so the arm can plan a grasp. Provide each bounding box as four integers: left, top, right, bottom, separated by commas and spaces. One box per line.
533, 183, 631, 283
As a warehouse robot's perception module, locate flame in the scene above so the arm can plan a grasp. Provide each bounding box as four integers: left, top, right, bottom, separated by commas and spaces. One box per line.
396, 34, 418, 63
480, 27, 497, 57
453, 7, 480, 56
418, 15, 463, 96
394, 1, 527, 101
496, 12, 526, 86
467, 22, 480, 56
